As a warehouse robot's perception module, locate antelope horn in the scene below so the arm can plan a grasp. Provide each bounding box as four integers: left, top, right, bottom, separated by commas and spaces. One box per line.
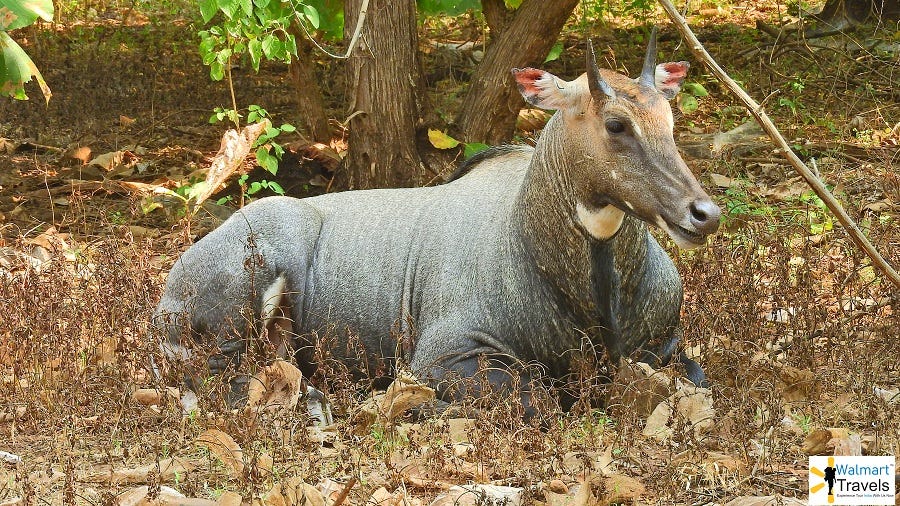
639, 26, 659, 88
586, 39, 615, 101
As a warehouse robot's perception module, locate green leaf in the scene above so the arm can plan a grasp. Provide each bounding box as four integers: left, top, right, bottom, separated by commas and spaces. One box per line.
256, 146, 278, 174
303, 4, 320, 29
199, 0, 218, 23
248, 38, 262, 71
239, 0, 253, 17
305, 0, 343, 40
677, 93, 698, 114
279, 123, 296, 132
261, 34, 279, 59
464, 142, 489, 158
0, 31, 51, 102
0, 0, 54, 31
209, 61, 225, 81
253, 0, 270, 7
427, 129, 459, 149
504, 0, 523, 8
682, 82, 708, 97
544, 42, 563, 63
267, 181, 285, 195
217, 0, 240, 19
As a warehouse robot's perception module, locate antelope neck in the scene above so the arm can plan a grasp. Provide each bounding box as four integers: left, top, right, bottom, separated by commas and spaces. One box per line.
513, 116, 652, 328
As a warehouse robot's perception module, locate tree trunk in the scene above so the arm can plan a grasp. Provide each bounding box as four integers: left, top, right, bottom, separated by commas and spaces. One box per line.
454, 0, 579, 145
288, 27, 332, 143
341, 0, 423, 189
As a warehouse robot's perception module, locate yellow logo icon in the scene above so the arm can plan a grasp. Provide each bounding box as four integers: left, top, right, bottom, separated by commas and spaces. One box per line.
811, 456, 837, 503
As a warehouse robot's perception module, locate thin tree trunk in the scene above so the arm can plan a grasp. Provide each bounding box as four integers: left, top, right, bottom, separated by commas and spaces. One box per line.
454, 0, 579, 145
288, 28, 332, 143
341, 0, 422, 189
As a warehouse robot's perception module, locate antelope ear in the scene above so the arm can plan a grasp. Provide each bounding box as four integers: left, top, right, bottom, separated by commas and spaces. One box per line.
655, 61, 689, 100
512, 68, 579, 111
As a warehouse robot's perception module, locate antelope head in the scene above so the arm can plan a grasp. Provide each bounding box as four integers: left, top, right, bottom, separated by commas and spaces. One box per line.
512, 28, 720, 248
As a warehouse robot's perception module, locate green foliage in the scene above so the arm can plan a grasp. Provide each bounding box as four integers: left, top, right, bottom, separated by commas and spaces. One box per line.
428, 129, 489, 159
677, 81, 708, 115
417, 0, 479, 16
197, 0, 310, 80
305, 0, 343, 39
0, 0, 53, 101
544, 41, 563, 63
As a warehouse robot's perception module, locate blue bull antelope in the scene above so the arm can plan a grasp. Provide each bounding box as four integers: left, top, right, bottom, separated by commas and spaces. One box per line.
153, 29, 721, 416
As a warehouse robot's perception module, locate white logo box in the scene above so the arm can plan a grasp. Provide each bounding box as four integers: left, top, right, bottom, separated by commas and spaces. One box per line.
809, 455, 896, 505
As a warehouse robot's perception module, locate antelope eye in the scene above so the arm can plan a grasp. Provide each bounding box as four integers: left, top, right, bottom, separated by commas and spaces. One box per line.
605, 119, 626, 134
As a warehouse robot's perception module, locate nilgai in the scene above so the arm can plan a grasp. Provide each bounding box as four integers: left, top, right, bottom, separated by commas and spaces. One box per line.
153, 29, 721, 415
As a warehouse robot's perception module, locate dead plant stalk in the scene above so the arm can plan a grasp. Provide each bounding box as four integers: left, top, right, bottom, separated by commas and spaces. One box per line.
658, 0, 900, 288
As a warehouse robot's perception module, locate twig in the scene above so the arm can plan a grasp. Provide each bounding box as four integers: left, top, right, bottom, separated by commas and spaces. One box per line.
658, 0, 900, 289
294, 0, 369, 59
331, 476, 357, 506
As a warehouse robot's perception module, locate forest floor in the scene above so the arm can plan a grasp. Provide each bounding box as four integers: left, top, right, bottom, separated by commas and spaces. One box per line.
0, 1, 898, 505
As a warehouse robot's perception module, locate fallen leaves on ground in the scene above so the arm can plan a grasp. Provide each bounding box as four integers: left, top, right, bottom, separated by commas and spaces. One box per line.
81, 457, 195, 485
723, 496, 805, 506
196, 429, 245, 479
246, 359, 304, 414
643, 385, 715, 442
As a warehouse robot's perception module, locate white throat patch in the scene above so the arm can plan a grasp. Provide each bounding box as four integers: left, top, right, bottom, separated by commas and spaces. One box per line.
576, 203, 625, 240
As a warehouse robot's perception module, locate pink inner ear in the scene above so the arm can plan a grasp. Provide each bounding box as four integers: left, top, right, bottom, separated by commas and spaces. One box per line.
661, 61, 689, 86
512, 68, 547, 96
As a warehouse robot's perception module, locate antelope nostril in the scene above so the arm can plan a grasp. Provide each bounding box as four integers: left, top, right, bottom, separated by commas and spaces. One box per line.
689, 199, 721, 234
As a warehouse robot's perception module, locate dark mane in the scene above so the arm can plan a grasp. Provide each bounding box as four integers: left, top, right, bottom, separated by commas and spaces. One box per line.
445, 145, 531, 183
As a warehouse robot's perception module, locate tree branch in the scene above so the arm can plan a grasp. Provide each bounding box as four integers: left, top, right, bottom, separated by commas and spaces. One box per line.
294, 0, 369, 59
658, 0, 899, 288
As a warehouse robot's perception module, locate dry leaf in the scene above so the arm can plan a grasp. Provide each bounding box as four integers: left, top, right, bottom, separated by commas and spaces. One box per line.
196, 429, 244, 478
447, 418, 475, 444
874, 386, 899, 405
0, 498, 22, 506
430, 485, 523, 506
262, 477, 326, 506
120, 115, 136, 128
517, 109, 551, 131
216, 491, 243, 506
116, 485, 218, 506
89, 150, 128, 170
803, 428, 852, 455
779, 365, 818, 402
81, 457, 194, 485
608, 360, 674, 418
643, 386, 715, 442
595, 474, 643, 505
67, 146, 92, 164
723, 496, 805, 506
132, 387, 181, 406
379, 373, 435, 421
562, 447, 614, 477
247, 359, 304, 413
368, 487, 394, 506
545, 480, 568, 495
192, 120, 270, 210
709, 173, 741, 188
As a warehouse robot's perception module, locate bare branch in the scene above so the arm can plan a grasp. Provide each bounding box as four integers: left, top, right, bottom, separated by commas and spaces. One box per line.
294, 0, 369, 59
658, 0, 900, 288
